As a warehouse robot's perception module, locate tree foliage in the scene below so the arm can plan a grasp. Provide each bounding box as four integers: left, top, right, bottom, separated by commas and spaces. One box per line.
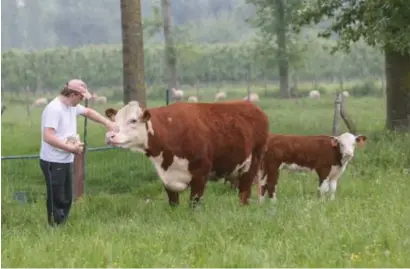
1, 41, 383, 91
293, 0, 410, 54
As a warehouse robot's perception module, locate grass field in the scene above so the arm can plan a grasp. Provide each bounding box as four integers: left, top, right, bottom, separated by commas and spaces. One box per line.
1, 87, 410, 267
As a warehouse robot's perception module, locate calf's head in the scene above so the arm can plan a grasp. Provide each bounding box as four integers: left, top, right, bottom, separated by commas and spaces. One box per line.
104, 101, 151, 150
331, 132, 367, 161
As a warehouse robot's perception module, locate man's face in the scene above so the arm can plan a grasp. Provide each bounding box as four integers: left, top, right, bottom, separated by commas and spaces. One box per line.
70, 93, 84, 106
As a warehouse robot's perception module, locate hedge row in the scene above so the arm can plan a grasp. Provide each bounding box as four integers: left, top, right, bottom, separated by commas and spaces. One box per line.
1, 42, 381, 91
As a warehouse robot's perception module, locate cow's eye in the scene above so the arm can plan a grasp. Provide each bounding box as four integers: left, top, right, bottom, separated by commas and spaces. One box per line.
129, 119, 138, 124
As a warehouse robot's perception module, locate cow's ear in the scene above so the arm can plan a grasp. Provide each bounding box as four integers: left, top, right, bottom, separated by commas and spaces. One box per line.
330, 136, 339, 147
356, 135, 367, 147
141, 109, 151, 122
105, 108, 118, 121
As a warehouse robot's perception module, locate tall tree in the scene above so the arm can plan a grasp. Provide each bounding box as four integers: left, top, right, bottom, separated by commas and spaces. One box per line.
275, 0, 289, 98
247, 0, 301, 98
161, 0, 178, 90
295, 0, 410, 132
120, 0, 146, 107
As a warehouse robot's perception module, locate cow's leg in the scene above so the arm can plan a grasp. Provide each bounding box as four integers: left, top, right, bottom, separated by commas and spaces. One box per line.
316, 167, 331, 199
164, 187, 179, 207
189, 176, 206, 209
238, 154, 261, 205
188, 158, 211, 209
238, 173, 253, 205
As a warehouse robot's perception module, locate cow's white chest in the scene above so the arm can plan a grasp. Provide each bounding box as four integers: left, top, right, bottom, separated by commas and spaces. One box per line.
150, 153, 192, 192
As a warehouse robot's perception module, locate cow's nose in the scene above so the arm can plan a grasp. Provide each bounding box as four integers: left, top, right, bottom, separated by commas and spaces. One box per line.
343, 152, 354, 159
106, 131, 115, 138
105, 131, 116, 144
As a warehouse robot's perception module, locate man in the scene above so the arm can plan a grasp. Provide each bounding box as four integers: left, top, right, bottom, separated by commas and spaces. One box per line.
40, 79, 116, 227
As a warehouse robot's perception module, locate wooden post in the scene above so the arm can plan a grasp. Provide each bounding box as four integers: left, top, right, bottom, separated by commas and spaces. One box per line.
332, 91, 359, 136
339, 94, 357, 135
332, 92, 342, 136
73, 151, 85, 200
1, 105, 6, 115
73, 98, 89, 201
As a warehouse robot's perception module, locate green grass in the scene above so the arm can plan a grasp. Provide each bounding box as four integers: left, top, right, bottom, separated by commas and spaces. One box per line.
2, 87, 410, 267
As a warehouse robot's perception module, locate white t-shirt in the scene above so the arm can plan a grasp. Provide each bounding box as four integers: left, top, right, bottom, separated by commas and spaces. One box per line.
40, 97, 87, 163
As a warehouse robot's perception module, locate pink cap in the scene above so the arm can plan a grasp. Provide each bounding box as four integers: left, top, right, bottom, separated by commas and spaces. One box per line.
66, 79, 92, 100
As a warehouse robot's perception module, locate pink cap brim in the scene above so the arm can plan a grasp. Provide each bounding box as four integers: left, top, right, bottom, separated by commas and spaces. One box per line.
82, 91, 92, 100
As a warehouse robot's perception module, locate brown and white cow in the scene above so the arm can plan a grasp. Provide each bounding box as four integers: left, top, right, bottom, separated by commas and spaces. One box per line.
258, 132, 367, 202
104, 100, 269, 207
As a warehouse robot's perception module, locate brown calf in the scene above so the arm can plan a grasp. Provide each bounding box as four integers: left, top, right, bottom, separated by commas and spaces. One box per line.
258, 132, 367, 202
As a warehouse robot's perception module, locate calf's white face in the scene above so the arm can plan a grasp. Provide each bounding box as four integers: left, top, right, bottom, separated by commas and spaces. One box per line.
105, 101, 151, 151
331, 132, 367, 161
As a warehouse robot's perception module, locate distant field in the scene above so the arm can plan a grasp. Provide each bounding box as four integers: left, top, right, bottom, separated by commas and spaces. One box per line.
2, 83, 409, 267
1, 78, 383, 106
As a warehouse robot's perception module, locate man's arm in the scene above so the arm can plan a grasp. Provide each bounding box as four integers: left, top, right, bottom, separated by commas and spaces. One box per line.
43, 127, 74, 153
81, 107, 114, 129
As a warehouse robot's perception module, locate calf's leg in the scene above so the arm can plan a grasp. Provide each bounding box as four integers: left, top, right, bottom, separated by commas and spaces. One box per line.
264, 165, 280, 203
316, 167, 331, 198
328, 165, 347, 200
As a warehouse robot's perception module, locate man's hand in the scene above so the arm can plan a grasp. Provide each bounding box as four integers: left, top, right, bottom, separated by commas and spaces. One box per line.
105, 120, 118, 132
67, 142, 84, 155
83, 108, 118, 132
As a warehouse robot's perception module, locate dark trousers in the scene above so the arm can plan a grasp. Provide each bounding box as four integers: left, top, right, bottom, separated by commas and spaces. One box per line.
39, 159, 73, 226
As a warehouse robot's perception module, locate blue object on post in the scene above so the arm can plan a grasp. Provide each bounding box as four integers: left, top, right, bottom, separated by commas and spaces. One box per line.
14, 191, 28, 205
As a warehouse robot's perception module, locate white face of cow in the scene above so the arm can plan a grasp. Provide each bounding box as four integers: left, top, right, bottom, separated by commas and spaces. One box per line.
331, 132, 367, 161
105, 101, 151, 151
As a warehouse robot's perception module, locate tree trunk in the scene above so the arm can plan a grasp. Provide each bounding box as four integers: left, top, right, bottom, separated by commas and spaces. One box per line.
120, 0, 146, 108
275, 0, 289, 99
161, 0, 178, 90
385, 48, 410, 132
338, 74, 344, 91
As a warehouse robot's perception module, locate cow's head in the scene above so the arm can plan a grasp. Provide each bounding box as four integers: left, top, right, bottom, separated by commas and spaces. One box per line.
330, 132, 367, 161
104, 101, 151, 151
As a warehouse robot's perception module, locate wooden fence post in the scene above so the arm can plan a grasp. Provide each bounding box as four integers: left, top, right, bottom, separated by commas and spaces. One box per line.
332, 92, 342, 135
339, 94, 357, 135
73, 98, 89, 201
73, 151, 85, 200
332, 91, 358, 135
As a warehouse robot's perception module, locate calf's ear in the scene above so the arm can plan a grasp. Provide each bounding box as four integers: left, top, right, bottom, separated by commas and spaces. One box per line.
356, 135, 367, 147
140, 109, 151, 122
105, 108, 118, 121
330, 136, 339, 147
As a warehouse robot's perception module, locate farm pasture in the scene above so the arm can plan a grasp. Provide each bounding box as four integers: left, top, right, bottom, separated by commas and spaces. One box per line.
1, 88, 410, 267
